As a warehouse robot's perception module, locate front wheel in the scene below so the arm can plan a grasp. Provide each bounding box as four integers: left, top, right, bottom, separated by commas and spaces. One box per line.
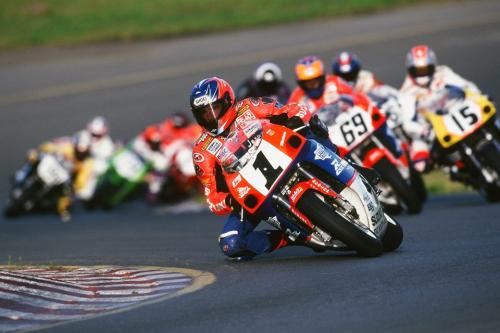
297, 191, 383, 257
480, 143, 500, 202
381, 214, 403, 252
373, 157, 422, 214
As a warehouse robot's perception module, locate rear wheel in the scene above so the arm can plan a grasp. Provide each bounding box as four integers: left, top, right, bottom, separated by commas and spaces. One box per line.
373, 157, 422, 214
297, 191, 383, 257
410, 165, 427, 202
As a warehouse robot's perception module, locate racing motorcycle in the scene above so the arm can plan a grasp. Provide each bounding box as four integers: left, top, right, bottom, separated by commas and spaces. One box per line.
420, 85, 500, 201
149, 138, 201, 203
4, 153, 71, 217
217, 119, 403, 257
317, 95, 422, 214
89, 145, 151, 209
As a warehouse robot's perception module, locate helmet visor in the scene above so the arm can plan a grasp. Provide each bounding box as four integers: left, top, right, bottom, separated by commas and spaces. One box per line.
408, 65, 435, 78
193, 101, 225, 133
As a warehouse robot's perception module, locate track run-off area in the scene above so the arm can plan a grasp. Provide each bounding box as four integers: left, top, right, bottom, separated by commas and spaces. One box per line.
1, 1, 500, 332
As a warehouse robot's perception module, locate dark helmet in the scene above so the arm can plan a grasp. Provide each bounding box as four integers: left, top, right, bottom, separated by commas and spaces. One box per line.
332, 51, 362, 84
190, 77, 236, 136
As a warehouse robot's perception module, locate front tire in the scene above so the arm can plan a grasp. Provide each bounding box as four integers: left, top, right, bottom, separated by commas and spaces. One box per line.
297, 191, 383, 257
480, 143, 500, 202
382, 214, 403, 252
373, 157, 422, 214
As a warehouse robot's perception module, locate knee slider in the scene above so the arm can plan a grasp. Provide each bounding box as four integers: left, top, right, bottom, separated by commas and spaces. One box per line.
219, 234, 242, 257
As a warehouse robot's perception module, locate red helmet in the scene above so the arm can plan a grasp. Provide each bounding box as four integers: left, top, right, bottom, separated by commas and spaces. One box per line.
190, 77, 236, 136
405, 45, 437, 86
295, 56, 326, 99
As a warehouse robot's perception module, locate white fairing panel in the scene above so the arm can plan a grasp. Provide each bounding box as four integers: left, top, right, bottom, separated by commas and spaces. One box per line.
339, 175, 387, 236
114, 150, 145, 180
37, 155, 70, 186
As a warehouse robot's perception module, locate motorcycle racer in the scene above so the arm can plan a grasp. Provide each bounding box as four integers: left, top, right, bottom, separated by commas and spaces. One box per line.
401, 45, 480, 97
236, 62, 291, 104
400, 45, 483, 170
190, 77, 333, 260
85, 116, 115, 161
288, 56, 368, 113
332, 51, 430, 171
151, 112, 202, 202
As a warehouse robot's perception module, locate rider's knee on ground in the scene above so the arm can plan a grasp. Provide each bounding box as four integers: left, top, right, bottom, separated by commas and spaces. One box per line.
219, 234, 255, 259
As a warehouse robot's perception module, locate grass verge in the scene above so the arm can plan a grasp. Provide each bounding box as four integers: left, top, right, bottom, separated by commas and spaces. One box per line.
423, 170, 472, 194
1, 0, 443, 50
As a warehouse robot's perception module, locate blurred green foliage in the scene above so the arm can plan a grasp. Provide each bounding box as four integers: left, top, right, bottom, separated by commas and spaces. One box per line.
1, 0, 435, 49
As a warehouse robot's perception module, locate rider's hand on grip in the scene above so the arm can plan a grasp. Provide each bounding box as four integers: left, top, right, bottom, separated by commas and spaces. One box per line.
225, 194, 241, 211
286, 116, 306, 131
309, 114, 329, 139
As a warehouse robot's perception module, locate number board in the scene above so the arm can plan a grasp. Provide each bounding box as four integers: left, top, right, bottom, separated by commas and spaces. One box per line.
37, 155, 70, 186
328, 107, 374, 150
239, 140, 292, 196
442, 101, 482, 136
114, 150, 145, 180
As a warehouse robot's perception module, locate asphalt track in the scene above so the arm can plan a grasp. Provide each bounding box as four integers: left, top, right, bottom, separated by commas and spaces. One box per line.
1, 0, 500, 332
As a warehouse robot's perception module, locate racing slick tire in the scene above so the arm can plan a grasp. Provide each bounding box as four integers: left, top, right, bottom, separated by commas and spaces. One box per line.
381, 214, 403, 252
373, 157, 422, 214
480, 144, 500, 202
410, 165, 427, 202
297, 190, 383, 257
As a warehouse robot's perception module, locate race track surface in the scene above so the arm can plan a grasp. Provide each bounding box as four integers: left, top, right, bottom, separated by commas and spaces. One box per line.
1, 1, 500, 332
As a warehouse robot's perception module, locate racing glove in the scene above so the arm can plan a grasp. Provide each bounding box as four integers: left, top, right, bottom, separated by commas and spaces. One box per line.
309, 114, 329, 139
225, 194, 241, 211
286, 116, 306, 131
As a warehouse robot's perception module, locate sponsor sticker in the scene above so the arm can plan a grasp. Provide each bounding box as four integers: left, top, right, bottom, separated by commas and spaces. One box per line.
216, 146, 231, 162
331, 159, 349, 176
232, 174, 242, 187
235, 110, 256, 126
290, 186, 304, 202
193, 153, 205, 163
193, 95, 211, 106
313, 145, 333, 161
237, 186, 250, 198
207, 139, 223, 155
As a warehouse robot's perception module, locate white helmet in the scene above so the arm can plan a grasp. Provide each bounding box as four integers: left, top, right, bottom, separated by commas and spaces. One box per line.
87, 116, 108, 138
254, 62, 283, 83
405, 45, 437, 86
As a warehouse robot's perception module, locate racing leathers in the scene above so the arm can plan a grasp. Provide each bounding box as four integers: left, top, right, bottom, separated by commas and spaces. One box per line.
192, 97, 333, 260
400, 65, 482, 171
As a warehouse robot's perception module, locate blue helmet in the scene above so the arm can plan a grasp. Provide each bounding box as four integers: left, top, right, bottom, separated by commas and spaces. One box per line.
190, 77, 235, 136
332, 52, 362, 84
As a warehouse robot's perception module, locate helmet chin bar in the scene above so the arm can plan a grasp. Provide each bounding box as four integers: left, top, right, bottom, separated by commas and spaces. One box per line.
415, 76, 432, 86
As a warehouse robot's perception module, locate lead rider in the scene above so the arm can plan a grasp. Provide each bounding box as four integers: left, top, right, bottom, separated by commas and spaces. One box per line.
190, 77, 333, 260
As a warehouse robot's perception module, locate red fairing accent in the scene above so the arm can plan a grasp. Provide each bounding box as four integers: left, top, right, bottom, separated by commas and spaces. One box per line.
193, 97, 313, 216
363, 147, 399, 168
290, 206, 315, 230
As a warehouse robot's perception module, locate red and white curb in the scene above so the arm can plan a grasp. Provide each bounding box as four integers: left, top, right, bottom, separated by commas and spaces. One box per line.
0, 266, 215, 333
